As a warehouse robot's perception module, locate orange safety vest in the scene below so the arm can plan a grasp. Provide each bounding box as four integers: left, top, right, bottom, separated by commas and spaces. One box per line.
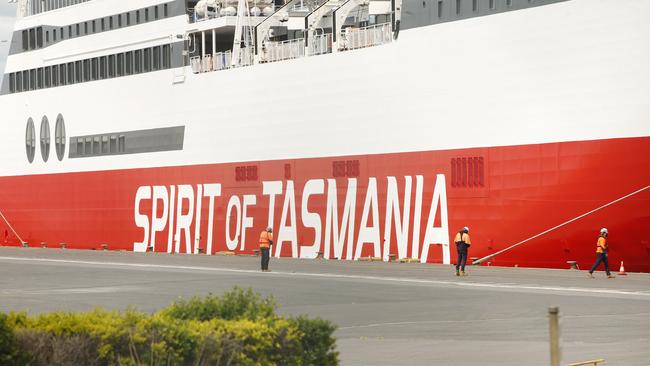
596, 236, 607, 253
259, 231, 273, 248
454, 232, 471, 245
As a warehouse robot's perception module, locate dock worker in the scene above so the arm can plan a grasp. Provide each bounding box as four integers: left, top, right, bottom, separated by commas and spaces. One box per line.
454, 226, 471, 276
259, 227, 273, 272
588, 228, 614, 278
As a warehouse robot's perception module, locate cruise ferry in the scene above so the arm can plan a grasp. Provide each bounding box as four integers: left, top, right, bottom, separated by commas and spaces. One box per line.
0, 0, 648, 271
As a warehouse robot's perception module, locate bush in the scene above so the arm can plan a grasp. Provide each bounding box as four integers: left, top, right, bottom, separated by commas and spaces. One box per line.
0, 287, 339, 366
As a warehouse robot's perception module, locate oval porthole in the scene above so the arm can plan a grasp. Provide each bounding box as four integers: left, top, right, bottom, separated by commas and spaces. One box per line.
55, 114, 66, 161
25, 118, 36, 163
40, 116, 51, 162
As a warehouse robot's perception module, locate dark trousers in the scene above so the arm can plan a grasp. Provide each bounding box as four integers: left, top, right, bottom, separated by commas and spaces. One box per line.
589, 252, 610, 275
456, 243, 468, 271
261, 247, 270, 270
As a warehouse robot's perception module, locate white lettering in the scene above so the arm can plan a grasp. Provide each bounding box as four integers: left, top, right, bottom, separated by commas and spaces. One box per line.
203, 184, 221, 255
175, 185, 195, 254
167, 185, 176, 253
355, 178, 381, 260
193, 184, 203, 254
134, 186, 151, 253
150, 186, 169, 252
299, 179, 324, 259
411, 175, 424, 260
263, 181, 283, 230
276, 180, 298, 258
225, 195, 241, 251
324, 178, 357, 260
241, 194, 256, 251
420, 174, 450, 264
384, 176, 412, 260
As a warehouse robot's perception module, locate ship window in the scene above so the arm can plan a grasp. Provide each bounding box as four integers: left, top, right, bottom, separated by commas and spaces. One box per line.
44, 67, 51, 88
456, 0, 460, 15
22, 30, 28, 51
23, 70, 29, 90
91, 58, 99, 80
108, 55, 116, 78
153, 46, 161, 71
93, 136, 100, 154
136, 10, 141, 23
83, 59, 91, 82
67, 62, 74, 84
40, 116, 51, 162
92, 20, 96, 33
101, 136, 109, 154
46, 31, 49, 44
125, 51, 133, 75
30, 69, 36, 90
110, 136, 117, 153
101, 18, 105, 31
75, 24, 80, 37
489, 0, 495, 9
144, 48, 152, 72
135, 49, 143, 73
507, 0, 512, 6
75, 60, 82, 83
472, 0, 477, 11
84, 137, 92, 155
145, 8, 150, 22
109, 16, 114, 30
84, 22, 88, 34
9, 73, 15, 93
118, 135, 126, 152
77, 138, 83, 155
126, 12, 131, 26
53, 29, 57, 41
55, 114, 66, 161
29, 28, 35, 49
37, 27, 44, 48
116, 53, 124, 76
15, 73, 21, 93
100, 56, 107, 78
52, 65, 59, 87
26, 118, 36, 163
437, 1, 443, 18
37, 68, 43, 89
164, 4, 168, 17
68, 25, 72, 38
155, 6, 159, 20
163, 45, 171, 69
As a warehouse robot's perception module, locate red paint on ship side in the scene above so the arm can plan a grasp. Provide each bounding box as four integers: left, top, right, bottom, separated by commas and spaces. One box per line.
0, 136, 649, 272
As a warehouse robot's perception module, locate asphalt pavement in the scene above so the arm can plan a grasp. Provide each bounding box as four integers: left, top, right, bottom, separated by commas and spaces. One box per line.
0, 247, 648, 365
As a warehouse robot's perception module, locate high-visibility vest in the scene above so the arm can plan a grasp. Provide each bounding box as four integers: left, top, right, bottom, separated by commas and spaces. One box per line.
259, 231, 273, 248
596, 236, 607, 253
454, 232, 471, 245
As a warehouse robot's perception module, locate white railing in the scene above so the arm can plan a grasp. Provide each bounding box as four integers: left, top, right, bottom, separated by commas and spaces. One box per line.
213, 51, 232, 71
308, 33, 332, 56
190, 51, 232, 73
190, 56, 203, 74
340, 22, 393, 51
236, 47, 255, 67
264, 38, 306, 63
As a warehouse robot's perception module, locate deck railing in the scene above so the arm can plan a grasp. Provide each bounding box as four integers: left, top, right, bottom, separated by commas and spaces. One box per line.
340, 22, 392, 51
308, 33, 332, 56
264, 38, 306, 63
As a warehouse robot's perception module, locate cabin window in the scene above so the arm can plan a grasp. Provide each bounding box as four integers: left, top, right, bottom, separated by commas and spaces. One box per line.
55, 114, 66, 161
22, 30, 28, 51
91, 58, 99, 80
155, 6, 159, 20
84, 22, 88, 34
135, 49, 143, 73
30, 69, 36, 90
37, 27, 43, 48
102, 136, 109, 154
68, 25, 72, 38
118, 135, 126, 153
60, 27, 64, 40
117, 53, 124, 77
9, 73, 15, 93
127, 12, 131, 26
66, 63, 74, 84
144, 48, 152, 72
164, 4, 168, 17
22, 70, 29, 90
44, 67, 51, 88
136, 10, 141, 23
46, 30, 50, 44
162, 45, 171, 69
125, 51, 133, 75
437, 1, 443, 18
118, 14, 123, 27
37, 68, 43, 89
75, 60, 82, 83
472, 0, 477, 11
456, 0, 461, 15
153, 46, 161, 71
58, 65, 66, 86
110, 136, 117, 153
83, 59, 91, 82
26, 118, 36, 163
108, 55, 116, 77
93, 136, 100, 155
507, 0, 512, 6
40, 116, 51, 162
84, 137, 92, 155
109, 16, 114, 30
145, 8, 150, 22
101, 18, 105, 31
100, 56, 107, 79
15, 72, 22, 92
52, 65, 59, 87
29, 28, 35, 49
53, 29, 57, 41
489, 0, 495, 9
92, 20, 96, 33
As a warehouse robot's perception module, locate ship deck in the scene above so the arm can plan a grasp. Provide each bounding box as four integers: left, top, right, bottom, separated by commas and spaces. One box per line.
1, 247, 649, 365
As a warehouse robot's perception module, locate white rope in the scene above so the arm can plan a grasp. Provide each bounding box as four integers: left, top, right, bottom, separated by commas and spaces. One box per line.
0, 209, 26, 245
473, 184, 650, 265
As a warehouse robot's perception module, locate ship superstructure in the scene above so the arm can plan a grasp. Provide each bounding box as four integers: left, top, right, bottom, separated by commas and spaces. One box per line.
0, 0, 649, 271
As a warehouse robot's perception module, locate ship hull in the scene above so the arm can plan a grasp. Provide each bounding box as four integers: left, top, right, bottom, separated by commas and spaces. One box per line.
2, 136, 649, 272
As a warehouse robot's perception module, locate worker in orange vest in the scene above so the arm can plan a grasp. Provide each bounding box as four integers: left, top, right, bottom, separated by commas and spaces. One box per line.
454, 226, 471, 276
259, 226, 273, 272
588, 228, 614, 278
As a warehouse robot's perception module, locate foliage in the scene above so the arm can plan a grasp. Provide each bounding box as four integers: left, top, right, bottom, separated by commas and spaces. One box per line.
0, 287, 339, 366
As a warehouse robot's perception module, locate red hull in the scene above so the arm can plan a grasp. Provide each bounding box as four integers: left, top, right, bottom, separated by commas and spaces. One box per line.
1, 137, 649, 271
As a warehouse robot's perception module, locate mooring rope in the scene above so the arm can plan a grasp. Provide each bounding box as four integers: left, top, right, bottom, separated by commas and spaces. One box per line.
473, 184, 650, 265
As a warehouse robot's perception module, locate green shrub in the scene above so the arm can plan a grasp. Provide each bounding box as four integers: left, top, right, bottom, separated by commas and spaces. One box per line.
1, 288, 339, 366
0, 313, 26, 366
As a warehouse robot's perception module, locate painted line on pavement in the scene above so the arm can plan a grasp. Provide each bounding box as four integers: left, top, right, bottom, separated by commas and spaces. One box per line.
0, 256, 648, 299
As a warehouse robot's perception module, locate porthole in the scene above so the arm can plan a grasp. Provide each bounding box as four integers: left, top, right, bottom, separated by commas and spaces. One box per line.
40, 116, 51, 162
25, 118, 36, 163
55, 114, 66, 161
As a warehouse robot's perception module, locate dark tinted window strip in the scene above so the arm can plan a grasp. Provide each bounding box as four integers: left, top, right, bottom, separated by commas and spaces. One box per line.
7, 43, 174, 94
68, 126, 185, 158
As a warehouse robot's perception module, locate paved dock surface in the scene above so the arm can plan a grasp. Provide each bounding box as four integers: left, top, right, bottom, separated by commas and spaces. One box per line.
0, 247, 649, 365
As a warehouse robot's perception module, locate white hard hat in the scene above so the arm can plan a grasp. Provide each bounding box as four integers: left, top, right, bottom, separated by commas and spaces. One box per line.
463, 226, 470, 233
600, 228, 608, 234
266, 226, 273, 232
